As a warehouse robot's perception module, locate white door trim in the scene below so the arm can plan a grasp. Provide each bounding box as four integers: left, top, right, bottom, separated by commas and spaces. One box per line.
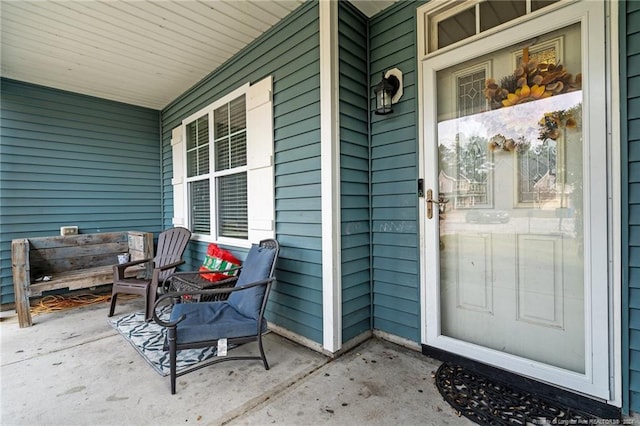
416, 0, 615, 401
607, 0, 622, 408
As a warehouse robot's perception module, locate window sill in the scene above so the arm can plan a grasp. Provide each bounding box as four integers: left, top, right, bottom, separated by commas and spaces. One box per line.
190, 233, 252, 249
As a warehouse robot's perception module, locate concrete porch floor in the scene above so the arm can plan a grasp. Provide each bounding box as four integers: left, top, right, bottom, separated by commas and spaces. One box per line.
0, 297, 470, 426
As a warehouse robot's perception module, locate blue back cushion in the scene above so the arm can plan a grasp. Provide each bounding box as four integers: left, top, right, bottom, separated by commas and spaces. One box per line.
227, 244, 276, 319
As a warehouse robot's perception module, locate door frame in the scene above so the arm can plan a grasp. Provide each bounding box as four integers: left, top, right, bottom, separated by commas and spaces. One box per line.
415, 0, 622, 405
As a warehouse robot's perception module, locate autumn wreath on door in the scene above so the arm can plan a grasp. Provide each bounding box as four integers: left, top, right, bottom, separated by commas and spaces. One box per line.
484, 49, 582, 110
483, 48, 582, 153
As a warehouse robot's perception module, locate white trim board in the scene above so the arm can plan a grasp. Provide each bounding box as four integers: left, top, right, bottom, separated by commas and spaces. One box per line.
319, 0, 342, 354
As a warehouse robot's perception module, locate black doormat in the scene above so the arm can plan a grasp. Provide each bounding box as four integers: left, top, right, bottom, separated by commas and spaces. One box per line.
435, 362, 599, 425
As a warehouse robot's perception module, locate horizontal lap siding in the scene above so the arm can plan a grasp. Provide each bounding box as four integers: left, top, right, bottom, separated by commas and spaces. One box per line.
369, 1, 422, 343
0, 79, 161, 304
625, 0, 640, 414
339, 2, 371, 343
160, 3, 323, 344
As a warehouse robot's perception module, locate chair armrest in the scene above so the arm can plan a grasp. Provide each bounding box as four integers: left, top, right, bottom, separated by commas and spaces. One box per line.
160, 277, 272, 301
113, 258, 152, 280
152, 300, 184, 327
221, 278, 273, 293
146, 259, 187, 288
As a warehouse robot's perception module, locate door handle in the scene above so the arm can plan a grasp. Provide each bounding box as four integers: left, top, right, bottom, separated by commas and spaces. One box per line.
426, 189, 449, 219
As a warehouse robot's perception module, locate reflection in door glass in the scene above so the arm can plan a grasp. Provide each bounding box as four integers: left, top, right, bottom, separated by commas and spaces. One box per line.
436, 23, 586, 373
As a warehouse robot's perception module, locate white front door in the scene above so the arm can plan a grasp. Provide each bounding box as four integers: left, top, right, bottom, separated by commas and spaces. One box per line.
422, 1, 609, 399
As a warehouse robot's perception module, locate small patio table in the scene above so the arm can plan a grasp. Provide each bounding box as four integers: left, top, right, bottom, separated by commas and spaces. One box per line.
167, 273, 237, 303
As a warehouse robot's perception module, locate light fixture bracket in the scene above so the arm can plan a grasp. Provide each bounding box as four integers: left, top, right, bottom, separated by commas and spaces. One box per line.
374, 68, 404, 115
384, 68, 403, 104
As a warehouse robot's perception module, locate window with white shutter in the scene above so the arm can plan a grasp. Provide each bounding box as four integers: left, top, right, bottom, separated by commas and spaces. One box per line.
172, 77, 274, 246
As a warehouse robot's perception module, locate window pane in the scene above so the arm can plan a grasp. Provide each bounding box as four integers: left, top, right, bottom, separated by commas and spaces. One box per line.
215, 137, 230, 171
479, 1, 526, 32
214, 95, 247, 171
531, 0, 560, 12
230, 132, 247, 168
187, 120, 197, 151
438, 7, 475, 49
229, 97, 246, 132
216, 132, 246, 170
217, 173, 247, 239
187, 146, 209, 178
190, 179, 210, 234
214, 104, 229, 139
516, 45, 558, 68
518, 141, 557, 203
186, 116, 209, 177
457, 69, 487, 117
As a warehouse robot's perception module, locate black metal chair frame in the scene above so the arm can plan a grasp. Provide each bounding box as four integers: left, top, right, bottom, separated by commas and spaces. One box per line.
152, 239, 279, 394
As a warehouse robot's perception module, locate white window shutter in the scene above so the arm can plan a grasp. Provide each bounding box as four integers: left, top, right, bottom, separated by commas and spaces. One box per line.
171, 126, 186, 227
246, 76, 275, 242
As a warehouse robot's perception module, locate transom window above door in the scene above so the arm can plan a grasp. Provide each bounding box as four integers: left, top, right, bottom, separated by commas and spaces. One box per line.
420, 0, 561, 55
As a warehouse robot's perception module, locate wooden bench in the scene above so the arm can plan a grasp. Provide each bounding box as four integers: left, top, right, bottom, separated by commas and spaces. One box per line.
11, 231, 153, 328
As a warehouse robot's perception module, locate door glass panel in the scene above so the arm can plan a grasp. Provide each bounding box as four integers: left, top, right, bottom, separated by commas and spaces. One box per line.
436, 23, 584, 373
456, 67, 488, 117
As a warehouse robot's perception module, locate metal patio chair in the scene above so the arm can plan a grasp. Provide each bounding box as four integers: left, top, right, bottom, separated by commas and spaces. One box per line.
153, 238, 279, 394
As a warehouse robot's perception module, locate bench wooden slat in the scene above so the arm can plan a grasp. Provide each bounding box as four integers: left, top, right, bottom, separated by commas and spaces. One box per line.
28, 264, 145, 297
27, 232, 128, 249
30, 253, 131, 276
30, 242, 129, 261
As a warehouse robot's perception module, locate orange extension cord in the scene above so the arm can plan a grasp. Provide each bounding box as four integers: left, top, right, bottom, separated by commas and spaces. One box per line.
31, 293, 139, 316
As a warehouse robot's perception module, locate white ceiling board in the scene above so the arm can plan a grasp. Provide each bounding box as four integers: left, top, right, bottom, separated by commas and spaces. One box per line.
1, 0, 398, 110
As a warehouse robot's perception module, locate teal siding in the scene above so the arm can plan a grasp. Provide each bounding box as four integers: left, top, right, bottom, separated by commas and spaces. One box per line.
0, 78, 161, 304
624, 0, 640, 414
160, 2, 323, 344
368, 1, 423, 343
339, 2, 371, 343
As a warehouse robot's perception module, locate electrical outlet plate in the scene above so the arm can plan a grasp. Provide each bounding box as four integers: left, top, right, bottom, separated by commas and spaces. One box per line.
60, 226, 78, 236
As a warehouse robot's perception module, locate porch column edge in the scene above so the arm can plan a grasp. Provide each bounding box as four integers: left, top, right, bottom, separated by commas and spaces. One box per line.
319, 0, 342, 354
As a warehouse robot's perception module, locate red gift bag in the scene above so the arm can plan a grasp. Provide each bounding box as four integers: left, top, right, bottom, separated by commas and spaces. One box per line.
199, 243, 242, 282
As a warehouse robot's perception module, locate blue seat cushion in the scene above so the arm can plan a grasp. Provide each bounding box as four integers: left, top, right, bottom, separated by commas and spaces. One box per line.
227, 244, 276, 320
170, 302, 265, 345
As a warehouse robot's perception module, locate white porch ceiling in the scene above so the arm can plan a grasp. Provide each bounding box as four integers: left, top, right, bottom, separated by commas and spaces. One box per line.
1, 0, 397, 110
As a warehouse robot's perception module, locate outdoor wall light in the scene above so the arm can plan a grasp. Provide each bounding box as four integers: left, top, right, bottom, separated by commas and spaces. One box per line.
374, 68, 403, 115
